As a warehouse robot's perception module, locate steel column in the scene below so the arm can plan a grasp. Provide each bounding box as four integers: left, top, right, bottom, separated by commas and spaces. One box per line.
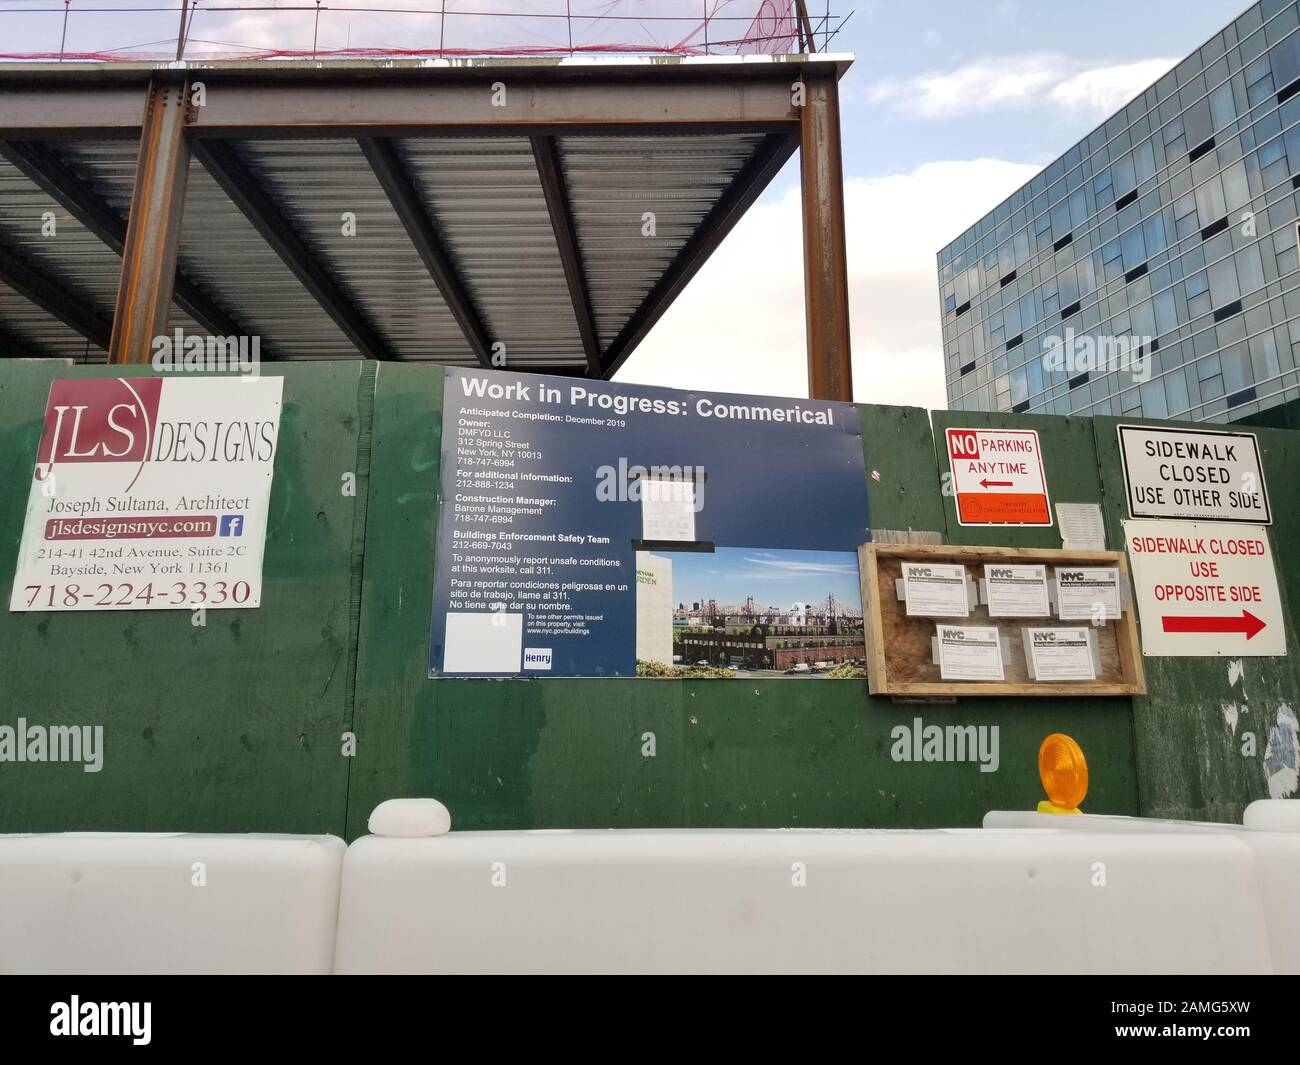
799, 71, 851, 402
109, 79, 192, 363
794, 0, 818, 52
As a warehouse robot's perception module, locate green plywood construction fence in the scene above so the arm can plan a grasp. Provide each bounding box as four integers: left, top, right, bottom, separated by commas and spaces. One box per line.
0, 361, 367, 836
1094, 415, 1300, 822
2, 359, 1297, 838
345, 370, 1139, 837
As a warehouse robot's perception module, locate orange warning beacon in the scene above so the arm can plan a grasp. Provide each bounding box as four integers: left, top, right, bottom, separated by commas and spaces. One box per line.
1037, 733, 1088, 815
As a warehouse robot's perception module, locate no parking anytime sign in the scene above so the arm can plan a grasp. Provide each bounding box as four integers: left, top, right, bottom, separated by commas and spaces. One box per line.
1123, 519, 1286, 656
945, 427, 1051, 526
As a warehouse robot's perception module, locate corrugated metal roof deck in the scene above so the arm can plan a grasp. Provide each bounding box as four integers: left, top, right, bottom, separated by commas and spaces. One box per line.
0, 56, 842, 372
399, 136, 583, 367
0, 131, 769, 368
563, 133, 767, 349
0, 150, 117, 359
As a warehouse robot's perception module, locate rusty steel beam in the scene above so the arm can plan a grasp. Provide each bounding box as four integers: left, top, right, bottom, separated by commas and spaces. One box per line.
0, 245, 112, 350
189, 77, 801, 138
0, 85, 147, 138
800, 71, 851, 402
109, 80, 193, 363
601, 132, 798, 380
530, 135, 601, 377
193, 138, 395, 361
0, 140, 253, 345
358, 137, 493, 368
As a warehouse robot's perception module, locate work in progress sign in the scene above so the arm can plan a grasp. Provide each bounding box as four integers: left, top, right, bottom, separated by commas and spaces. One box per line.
429, 368, 870, 678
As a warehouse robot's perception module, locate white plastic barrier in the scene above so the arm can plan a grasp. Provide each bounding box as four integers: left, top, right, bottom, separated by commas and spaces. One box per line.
985, 802, 1300, 974
6, 801, 1299, 974
1244, 799, 1300, 832
334, 806, 1274, 974
0, 833, 345, 974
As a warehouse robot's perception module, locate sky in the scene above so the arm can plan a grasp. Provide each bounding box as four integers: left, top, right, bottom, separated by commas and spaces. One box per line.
0, 0, 1254, 407
620, 0, 1250, 409
666, 546, 863, 611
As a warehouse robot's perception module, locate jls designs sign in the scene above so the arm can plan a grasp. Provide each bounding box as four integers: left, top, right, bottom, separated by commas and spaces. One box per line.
9, 376, 283, 612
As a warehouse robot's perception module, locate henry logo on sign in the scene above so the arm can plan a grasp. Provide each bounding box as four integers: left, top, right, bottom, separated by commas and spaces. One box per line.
1118, 425, 1270, 524
1124, 519, 1285, 657
523, 648, 553, 671
945, 428, 1052, 526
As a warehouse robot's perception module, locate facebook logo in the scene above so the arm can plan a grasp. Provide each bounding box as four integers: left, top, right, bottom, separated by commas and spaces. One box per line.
219, 514, 245, 537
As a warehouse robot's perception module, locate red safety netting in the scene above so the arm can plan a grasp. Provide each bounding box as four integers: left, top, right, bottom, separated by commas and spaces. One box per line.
0, 1, 831, 62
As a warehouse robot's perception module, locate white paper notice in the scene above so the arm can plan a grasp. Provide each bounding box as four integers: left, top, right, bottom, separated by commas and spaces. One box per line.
902, 562, 969, 617
1056, 502, 1106, 550
640, 477, 696, 542
1024, 627, 1096, 681
443, 611, 523, 672
936, 625, 1004, 680
1055, 566, 1122, 621
984, 563, 1050, 617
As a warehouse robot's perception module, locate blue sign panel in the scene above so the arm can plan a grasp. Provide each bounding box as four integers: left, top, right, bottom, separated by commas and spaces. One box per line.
429, 368, 870, 678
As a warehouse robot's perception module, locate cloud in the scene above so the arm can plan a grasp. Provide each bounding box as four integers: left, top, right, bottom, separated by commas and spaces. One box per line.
743, 557, 860, 576
189, 0, 616, 56
616, 157, 1041, 411
865, 54, 1177, 121
1048, 58, 1179, 114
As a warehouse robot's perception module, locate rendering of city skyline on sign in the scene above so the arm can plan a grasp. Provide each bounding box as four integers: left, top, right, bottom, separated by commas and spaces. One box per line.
668, 547, 864, 621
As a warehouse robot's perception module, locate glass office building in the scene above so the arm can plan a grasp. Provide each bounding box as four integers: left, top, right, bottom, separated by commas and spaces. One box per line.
938, 0, 1300, 422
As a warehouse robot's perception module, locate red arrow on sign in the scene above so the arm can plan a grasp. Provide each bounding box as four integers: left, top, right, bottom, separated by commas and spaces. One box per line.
1161, 610, 1266, 640
978, 479, 1013, 488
